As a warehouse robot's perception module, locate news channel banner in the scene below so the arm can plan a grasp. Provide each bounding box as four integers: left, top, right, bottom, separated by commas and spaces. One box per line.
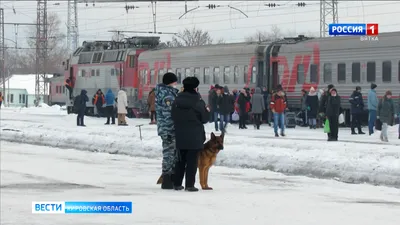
32, 201, 132, 214
328, 23, 379, 41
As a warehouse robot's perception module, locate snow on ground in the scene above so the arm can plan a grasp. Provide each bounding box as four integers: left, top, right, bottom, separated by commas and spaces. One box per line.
1, 107, 400, 188
1, 142, 400, 225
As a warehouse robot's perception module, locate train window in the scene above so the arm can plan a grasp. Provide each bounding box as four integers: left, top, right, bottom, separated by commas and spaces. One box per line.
366, 62, 376, 82
233, 66, 239, 84
144, 69, 148, 84
82, 70, 86, 77
223, 67, 230, 84
167, 68, 173, 73
115, 68, 120, 76
309, 64, 318, 83
129, 56, 135, 68
91, 69, 95, 77
337, 63, 346, 83
185, 68, 191, 78
351, 62, 361, 83
194, 67, 200, 80
111, 68, 115, 76
243, 65, 248, 83
398, 61, 400, 82
382, 61, 391, 82
118, 51, 126, 61
78, 52, 93, 64
323, 63, 332, 83
297, 64, 305, 84
176, 69, 182, 84
150, 69, 155, 84
204, 67, 210, 84
158, 69, 164, 83
213, 67, 220, 84
251, 66, 257, 84
63, 86, 65, 93
96, 69, 100, 76
92, 53, 102, 63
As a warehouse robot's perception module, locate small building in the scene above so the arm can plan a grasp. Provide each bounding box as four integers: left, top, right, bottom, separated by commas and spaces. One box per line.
2, 74, 48, 107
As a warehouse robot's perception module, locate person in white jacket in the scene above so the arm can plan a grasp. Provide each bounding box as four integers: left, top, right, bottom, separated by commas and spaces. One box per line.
117, 88, 128, 126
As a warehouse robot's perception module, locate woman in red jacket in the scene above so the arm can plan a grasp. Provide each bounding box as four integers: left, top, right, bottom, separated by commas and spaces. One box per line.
270, 89, 287, 137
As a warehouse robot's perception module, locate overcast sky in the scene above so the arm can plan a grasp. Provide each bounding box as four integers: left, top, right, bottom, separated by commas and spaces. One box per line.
1, 1, 399, 48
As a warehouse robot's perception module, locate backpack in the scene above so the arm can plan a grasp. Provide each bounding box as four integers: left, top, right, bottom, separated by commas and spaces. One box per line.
73, 95, 82, 113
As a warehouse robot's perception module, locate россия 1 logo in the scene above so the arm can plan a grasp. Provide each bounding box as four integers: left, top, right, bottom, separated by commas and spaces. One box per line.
329, 23, 379, 41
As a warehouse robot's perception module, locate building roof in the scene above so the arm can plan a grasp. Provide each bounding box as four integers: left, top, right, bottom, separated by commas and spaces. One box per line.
7, 74, 37, 95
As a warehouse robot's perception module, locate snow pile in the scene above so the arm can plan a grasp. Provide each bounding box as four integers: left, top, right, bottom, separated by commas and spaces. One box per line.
1, 109, 400, 188
0, 104, 67, 116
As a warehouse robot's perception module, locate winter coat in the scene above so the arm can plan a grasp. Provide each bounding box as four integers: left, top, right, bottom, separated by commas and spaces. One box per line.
270, 93, 287, 113
117, 89, 128, 114
105, 89, 115, 106
237, 93, 249, 115
147, 90, 156, 112
212, 94, 224, 113
155, 83, 178, 138
172, 89, 209, 150
306, 92, 319, 119
76, 89, 89, 113
221, 86, 235, 114
319, 91, 329, 114
300, 93, 308, 110
208, 89, 216, 111
349, 91, 364, 114
367, 89, 378, 110
93, 89, 105, 107
326, 95, 341, 117
250, 88, 265, 114
377, 97, 395, 124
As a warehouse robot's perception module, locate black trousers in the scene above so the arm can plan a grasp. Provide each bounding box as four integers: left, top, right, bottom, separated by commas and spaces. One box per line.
328, 115, 339, 140
66, 85, 73, 99
262, 109, 269, 123
174, 149, 200, 188
150, 111, 156, 121
105, 106, 115, 124
77, 110, 85, 126
351, 113, 362, 132
239, 114, 247, 128
253, 113, 262, 128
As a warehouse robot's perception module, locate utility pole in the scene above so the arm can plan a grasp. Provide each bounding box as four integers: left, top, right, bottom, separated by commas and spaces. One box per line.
320, 0, 339, 37
0, 7, 5, 98
67, 0, 79, 53
36, 0, 48, 105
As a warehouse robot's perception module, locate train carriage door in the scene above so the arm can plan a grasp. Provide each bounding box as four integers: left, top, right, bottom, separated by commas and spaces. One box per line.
256, 46, 265, 87
271, 45, 281, 89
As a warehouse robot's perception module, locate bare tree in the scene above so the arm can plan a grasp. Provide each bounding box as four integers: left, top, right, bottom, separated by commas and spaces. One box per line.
21, 12, 67, 74
111, 30, 126, 42
244, 25, 283, 42
168, 26, 225, 47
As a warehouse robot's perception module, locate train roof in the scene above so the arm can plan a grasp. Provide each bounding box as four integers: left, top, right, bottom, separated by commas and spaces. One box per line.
138, 42, 271, 60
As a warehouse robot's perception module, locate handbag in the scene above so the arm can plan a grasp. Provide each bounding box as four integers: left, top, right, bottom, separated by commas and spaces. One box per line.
338, 113, 345, 124
324, 119, 331, 133
375, 119, 382, 131
232, 111, 239, 121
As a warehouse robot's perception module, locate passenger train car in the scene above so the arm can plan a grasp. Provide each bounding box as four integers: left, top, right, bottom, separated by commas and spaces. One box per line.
63, 36, 160, 117
138, 31, 400, 124
48, 74, 67, 106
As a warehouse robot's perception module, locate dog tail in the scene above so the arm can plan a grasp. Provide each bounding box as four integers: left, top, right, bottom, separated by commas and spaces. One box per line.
156, 175, 163, 184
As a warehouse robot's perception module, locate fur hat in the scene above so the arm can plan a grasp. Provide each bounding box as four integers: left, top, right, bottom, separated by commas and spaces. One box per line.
183, 77, 200, 90
371, 83, 377, 89
327, 84, 334, 91
356, 86, 361, 91
385, 90, 392, 96
162, 72, 178, 85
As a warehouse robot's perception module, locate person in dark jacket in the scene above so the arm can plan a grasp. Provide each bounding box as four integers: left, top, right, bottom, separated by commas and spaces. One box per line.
208, 85, 216, 122
261, 87, 270, 125
76, 89, 89, 126
221, 86, 235, 132
171, 77, 209, 192
237, 89, 249, 129
212, 86, 224, 131
104, 89, 115, 125
306, 87, 319, 129
377, 90, 396, 142
93, 89, 105, 117
349, 86, 365, 134
250, 87, 265, 129
300, 89, 308, 126
325, 88, 341, 141
147, 88, 156, 124
319, 84, 335, 139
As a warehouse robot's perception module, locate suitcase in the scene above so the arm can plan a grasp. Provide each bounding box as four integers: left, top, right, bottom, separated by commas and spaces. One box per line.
285, 112, 297, 128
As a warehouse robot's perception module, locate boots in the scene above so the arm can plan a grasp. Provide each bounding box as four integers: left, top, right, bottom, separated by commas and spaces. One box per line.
161, 174, 173, 189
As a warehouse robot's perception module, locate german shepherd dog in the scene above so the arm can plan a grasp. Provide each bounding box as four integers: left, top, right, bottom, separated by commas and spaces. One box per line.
156, 132, 224, 190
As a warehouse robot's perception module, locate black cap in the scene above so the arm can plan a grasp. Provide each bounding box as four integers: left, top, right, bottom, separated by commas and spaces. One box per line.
371, 83, 377, 89
162, 72, 178, 85
183, 77, 200, 90
327, 84, 334, 90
